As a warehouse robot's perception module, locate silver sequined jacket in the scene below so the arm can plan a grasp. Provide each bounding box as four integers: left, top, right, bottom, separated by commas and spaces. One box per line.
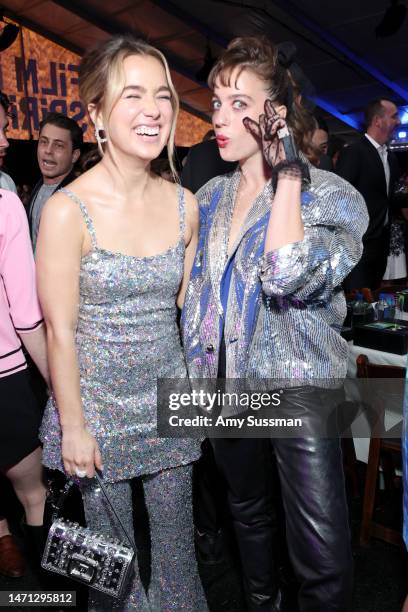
181, 165, 368, 385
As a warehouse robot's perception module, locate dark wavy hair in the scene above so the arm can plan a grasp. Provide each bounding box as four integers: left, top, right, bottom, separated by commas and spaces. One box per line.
39, 112, 83, 151
208, 36, 318, 163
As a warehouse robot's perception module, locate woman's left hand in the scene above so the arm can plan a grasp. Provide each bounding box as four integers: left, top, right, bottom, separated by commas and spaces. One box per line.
243, 99, 288, 168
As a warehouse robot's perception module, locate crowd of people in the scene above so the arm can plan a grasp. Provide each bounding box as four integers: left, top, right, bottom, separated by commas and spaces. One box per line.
0, 32, 407, 612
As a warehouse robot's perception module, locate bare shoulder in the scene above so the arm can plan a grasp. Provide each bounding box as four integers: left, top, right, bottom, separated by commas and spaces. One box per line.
57, 164, 104, 202
154, 178, 198, 217
41, 189, 83, 231
64, 168, 97, 193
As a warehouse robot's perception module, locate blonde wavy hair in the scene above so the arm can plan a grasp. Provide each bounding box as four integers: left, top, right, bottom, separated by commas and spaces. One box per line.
79, 35, 179, 174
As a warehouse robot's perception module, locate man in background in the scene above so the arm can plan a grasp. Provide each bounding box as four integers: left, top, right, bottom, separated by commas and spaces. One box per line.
336, 98, 401, 290
28, 112, 82, 251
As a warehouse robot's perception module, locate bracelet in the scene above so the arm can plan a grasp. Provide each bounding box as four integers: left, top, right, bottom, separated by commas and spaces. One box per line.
272, 159, 310, 192
278, 128, 298, 163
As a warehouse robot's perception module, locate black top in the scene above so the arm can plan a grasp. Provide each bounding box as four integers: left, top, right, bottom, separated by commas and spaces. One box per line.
181, 139, 236, 194
336, 135, 400, 242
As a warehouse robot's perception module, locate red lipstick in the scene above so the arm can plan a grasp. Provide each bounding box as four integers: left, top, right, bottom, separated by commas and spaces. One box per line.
216, 135, 229, 148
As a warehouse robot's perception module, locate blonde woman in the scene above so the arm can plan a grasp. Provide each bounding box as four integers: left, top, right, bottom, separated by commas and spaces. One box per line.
37, 36, 206, 611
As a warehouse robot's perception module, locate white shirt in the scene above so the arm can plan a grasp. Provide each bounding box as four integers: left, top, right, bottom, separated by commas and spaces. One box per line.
365, 133, 390, 226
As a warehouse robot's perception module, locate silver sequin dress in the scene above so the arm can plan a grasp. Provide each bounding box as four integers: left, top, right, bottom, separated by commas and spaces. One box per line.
40, 187, 202, 482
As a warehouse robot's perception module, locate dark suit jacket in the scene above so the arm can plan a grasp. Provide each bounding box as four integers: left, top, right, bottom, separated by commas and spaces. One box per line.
181, 139, 236, 193
27, 169, 77, 240
336, 136, 400, 289
336, 136, 400, 242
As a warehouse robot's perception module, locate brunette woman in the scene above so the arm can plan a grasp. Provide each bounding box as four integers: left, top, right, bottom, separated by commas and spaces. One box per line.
182, 37, 368, 611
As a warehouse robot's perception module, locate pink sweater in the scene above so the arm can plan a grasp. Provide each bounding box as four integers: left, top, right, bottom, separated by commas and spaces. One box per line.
0, 189, 43, 378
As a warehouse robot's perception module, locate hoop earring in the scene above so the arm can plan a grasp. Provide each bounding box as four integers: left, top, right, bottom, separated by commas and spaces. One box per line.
95, 127, 107, 145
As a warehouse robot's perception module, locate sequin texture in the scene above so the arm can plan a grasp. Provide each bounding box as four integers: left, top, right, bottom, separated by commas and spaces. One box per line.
182, 163, 369, 385
40, 187, 202, 481
79, 465, 207, 611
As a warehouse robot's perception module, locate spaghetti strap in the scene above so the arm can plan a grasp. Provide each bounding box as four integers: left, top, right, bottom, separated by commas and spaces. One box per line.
177, 184, 185, 239
59, 188, 98, 249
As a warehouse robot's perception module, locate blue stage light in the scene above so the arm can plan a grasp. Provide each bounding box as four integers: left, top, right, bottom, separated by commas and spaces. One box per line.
398, 131, 407, 139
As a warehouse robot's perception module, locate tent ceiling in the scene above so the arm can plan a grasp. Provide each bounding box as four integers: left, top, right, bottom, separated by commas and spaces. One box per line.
2, 0, 408, 137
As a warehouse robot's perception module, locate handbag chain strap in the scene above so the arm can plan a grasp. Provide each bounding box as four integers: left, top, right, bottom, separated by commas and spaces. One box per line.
51, 471, 135, 549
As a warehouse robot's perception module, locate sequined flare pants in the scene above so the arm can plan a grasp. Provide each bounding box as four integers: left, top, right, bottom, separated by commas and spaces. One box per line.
80, 464, 208, 611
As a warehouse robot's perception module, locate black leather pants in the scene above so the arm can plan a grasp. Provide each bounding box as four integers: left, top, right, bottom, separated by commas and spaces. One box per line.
212, 438, 279, 611
212, 387, 353, 612
271, 436, 352, 611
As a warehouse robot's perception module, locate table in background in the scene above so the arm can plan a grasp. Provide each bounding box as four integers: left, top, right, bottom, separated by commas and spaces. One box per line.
347, 341, 406, 462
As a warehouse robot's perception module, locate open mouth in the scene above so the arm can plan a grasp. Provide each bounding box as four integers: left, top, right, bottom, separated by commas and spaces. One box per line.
134, 125, 160, 137
40, 160, 58, 170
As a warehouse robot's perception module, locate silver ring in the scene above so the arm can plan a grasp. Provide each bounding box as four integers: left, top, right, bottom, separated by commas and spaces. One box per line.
75, 468, 87, 478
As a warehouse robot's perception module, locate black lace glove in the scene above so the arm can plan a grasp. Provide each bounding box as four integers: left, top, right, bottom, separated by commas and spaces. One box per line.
243, 99, 310, 191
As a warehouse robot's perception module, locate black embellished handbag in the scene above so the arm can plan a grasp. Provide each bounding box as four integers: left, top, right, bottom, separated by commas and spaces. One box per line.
42, 472, 135, 598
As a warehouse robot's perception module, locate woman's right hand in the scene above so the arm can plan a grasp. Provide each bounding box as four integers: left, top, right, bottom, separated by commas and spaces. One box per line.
61, 426, 103, 478
243, 99, 288, 169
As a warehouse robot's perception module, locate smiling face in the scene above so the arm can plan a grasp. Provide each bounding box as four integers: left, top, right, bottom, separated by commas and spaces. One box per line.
100, 54, 174, 164
0, 105, 10, 169
212, 67, 285, 166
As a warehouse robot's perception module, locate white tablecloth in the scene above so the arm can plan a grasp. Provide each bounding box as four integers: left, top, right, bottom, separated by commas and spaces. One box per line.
347, 340, 406, 462
347, 341, 407, 377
